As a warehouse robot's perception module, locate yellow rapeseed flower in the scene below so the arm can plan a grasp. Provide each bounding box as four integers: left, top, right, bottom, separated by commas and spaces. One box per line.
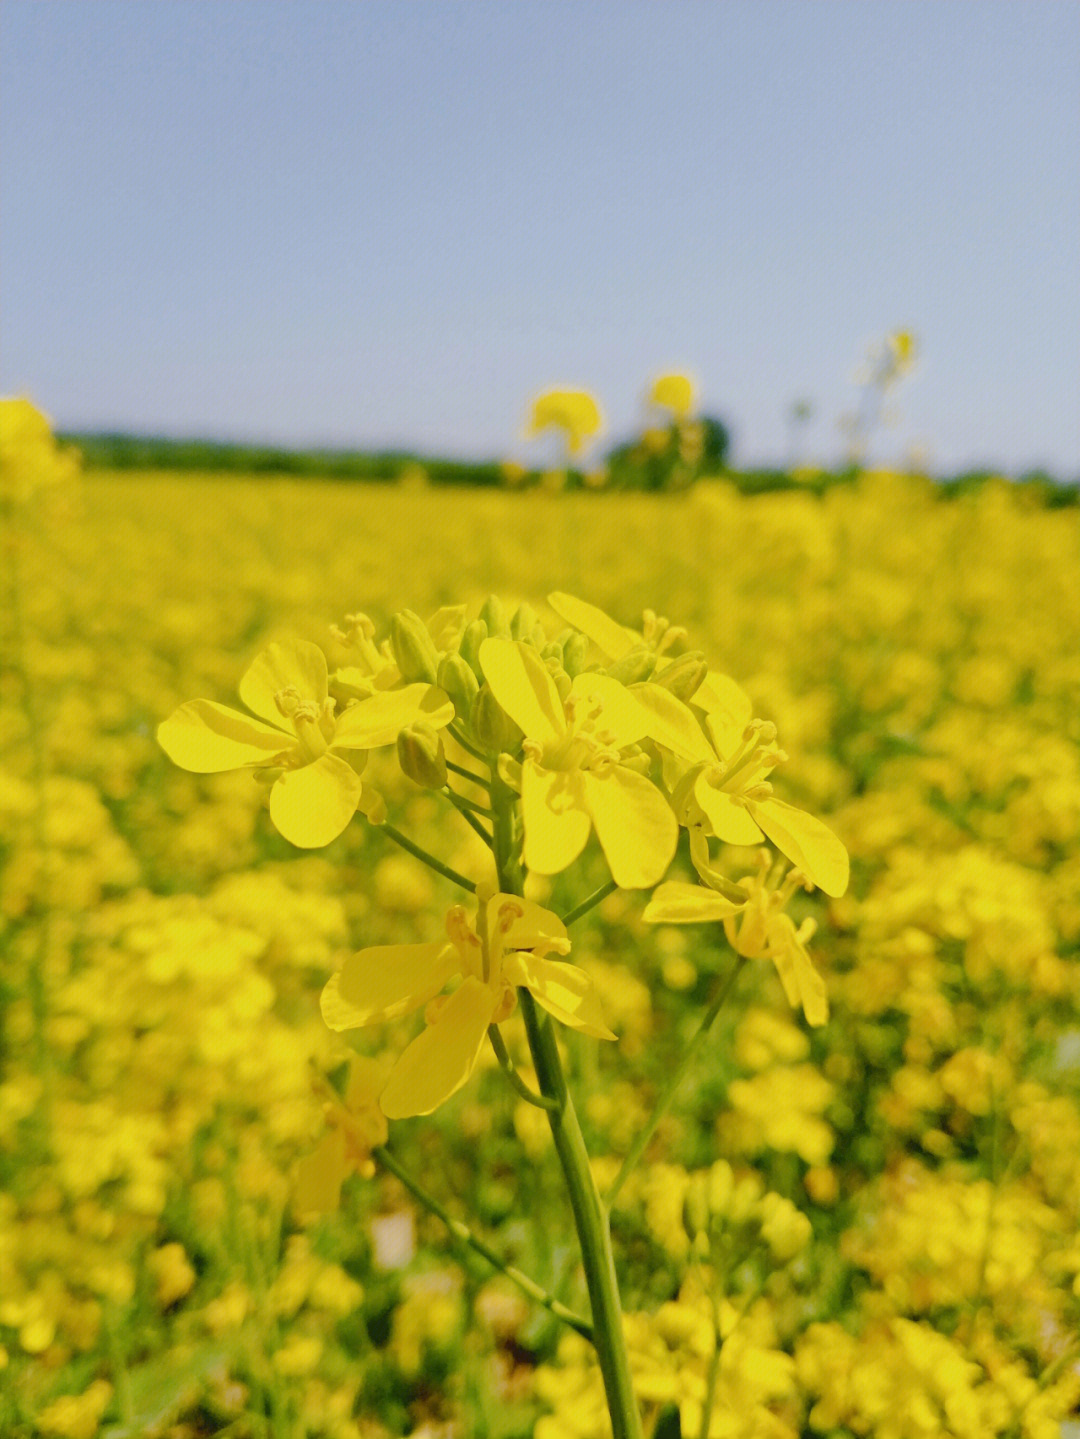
479, 637, 678, 887
645, 853, 830, 1026
649, 372, 696, 420
158, 640, 453, 847
294, 1057, 389, 1215
648, 672, 849, 897
526, 389, 604, 454
322, 890, 615, 1118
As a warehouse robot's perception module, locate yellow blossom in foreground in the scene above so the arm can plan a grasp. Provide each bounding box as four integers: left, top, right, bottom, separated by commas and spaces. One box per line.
649, 372, 696, 419
646, 853, 829, 1026
526, 389, 604, 454
649, 671, 849, 897
322, 891, 615, 1118
158, 640, 452, 846
480, 637, 678, 887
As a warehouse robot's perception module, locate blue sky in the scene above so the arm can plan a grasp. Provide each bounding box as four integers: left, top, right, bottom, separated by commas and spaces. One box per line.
4, 0, 1079, 474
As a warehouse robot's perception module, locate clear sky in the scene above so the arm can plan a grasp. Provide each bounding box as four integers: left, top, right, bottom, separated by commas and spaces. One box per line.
4, 0, 1079, 475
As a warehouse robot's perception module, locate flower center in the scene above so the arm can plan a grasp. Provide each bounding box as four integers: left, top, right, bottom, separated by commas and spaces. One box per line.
274, 687, 337, 763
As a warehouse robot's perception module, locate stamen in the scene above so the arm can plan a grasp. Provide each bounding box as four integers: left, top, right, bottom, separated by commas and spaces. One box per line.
274, 686, 301, 719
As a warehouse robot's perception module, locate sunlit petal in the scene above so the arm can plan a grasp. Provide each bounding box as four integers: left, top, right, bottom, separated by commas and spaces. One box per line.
486, 895, 570, 958
157, 699, 287, 772
521, 760, 591, 875
321, 942, 458, 1030
508, 953, 616, 1040
583, 766, 677, 889
268, 753, 361, 847
693, 777, 765, 846
379, 977, 494, 1118
547, 592, 637, 661
700, 675, 755, 755
643, 881, 745, 924
479, 638, 565, 745
751, 797, 849, 897
333, 683, 453, 749
630, 683, 713, 763
239, 641, 329, 724
769, 915, 829, 1026
568, 672, 652, 746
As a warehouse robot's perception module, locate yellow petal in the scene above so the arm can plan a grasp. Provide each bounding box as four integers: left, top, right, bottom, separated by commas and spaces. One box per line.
293, 1131, 350, 1216
487, 895, 569, 958
547, 592, 637, 661
630, 683, 713, 763
582, 767, 677, 889
521, 760, 591, 875
345, 1055, 391, 1108
379, 977, 494, 1118
333, 683, 453, 749
568, 672, 652, 746
269, 753, 362, 847
643, 881, 745, 924
322, 941, 457, 1030
693, 778, 765, 845
769, 915, 829, 1026
751, 798, 849, 897
479, 638, 564, 745
699, 675, 754, 756
508, 953, 616, 1040
426, 605, 467, 651
157, 699, 287, 772
239, 641, 329, 724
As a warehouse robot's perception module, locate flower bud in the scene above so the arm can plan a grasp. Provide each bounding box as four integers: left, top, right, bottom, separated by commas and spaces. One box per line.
472, 684, 523, 754
397, 721, 447, 789
458, 619, 488, 680
683, 1172, 710, 1240
759, 1193, 811, 1261
479, 595, 510, 638
653, 651, 709, 703
390, 609, 440, 685
510, 602, 539, 641
437, 651, 479, 724
562, 630, 590, 678
605, 646, 657, 685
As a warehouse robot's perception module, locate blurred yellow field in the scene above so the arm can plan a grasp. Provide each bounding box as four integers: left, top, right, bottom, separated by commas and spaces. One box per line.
4, 434, 1080, 1436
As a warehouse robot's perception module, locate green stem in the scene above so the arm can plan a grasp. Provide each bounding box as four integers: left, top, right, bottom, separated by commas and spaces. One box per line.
488, 1025, 557, 1110
606, 953, 747, 1209
443, 790, 494, 845
561, 879, 619, 927
445, 788, 493, 817
374, 1145, 592, 1340
379, 822, 476, 893
446, 758, 490, 787
491, 788, 642, 1439
449, 723, 487, 761
699, 1288, 722, 1439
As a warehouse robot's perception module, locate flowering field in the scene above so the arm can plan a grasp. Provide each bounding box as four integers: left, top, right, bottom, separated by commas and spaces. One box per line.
3, 414, 1080, 1437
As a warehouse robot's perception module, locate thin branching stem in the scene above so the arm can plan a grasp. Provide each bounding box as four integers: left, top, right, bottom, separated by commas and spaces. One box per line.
374, 1144, 592, 1340
606, 953, 748, 1209
446, 758, 490, 787
561, 879, 618, 928
379, 822, 476, 892
488, 1025, 557, 1110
